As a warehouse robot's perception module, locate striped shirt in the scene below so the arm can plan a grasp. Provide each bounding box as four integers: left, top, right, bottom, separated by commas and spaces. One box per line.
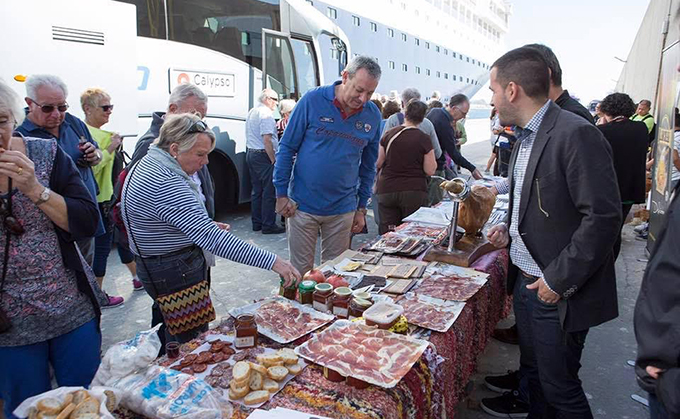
509, 100, 550, 278
121, 155, 276, 270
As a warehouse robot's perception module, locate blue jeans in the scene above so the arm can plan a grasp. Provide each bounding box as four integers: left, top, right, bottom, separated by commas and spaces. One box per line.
649, 393, 672, 419
0, 319, 101, 419
93, 203, 134, 277
246, 150, 277, 231
136, 246, 209, 345
514, 272, 592, 419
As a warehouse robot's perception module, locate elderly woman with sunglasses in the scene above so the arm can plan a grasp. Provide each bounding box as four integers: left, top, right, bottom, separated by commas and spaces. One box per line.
0, 80, 102, 418
122, 113, 301, 344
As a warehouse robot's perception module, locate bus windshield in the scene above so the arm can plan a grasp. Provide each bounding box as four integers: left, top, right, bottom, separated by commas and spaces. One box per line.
117, 0, 281, 69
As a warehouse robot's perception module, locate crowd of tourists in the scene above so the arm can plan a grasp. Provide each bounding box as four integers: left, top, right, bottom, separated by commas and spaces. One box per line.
0, 42, 677, 419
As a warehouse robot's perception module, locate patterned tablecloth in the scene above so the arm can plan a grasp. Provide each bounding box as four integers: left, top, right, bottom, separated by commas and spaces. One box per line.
115, 249, 510, 419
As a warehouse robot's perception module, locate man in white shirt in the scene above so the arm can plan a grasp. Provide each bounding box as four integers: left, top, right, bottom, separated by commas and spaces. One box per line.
246, 89, 284, 234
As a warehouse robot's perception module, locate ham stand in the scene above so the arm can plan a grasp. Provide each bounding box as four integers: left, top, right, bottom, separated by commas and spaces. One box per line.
423, 177, 496, 267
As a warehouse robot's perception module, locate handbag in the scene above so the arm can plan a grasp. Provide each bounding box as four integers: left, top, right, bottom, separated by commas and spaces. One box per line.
124, 163, 215, 336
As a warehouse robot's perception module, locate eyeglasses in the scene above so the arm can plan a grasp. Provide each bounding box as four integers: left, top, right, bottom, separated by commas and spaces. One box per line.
187, 119, 208, 134
0, 188, 24, 236
100, 105, 114, 112
31, 100, 69, 114
453, 106, 468, 118
268, 96, 279, 102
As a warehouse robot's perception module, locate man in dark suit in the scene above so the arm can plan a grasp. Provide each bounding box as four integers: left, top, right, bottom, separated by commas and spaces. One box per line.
486, 46, 622, 418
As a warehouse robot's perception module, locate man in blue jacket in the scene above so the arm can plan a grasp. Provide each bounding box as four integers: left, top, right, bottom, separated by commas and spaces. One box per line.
274, 56, 382, 275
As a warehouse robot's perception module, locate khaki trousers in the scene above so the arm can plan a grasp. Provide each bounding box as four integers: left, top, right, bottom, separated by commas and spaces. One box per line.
286, 210, 354, 275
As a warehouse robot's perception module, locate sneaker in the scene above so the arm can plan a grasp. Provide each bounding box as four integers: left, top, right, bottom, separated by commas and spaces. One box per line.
485, 370, 520, 393
481, 391, 529, 418
102, 294, 124, 308
132, 278, 144, 291
634, 223, 648, 234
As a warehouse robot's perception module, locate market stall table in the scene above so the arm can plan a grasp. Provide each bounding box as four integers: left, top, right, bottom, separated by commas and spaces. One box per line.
113, 249, 509, 419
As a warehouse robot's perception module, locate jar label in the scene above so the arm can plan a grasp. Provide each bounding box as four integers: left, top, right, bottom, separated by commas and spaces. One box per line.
234, 336, 255, 348
333, 306, 349, 318
313, 301, 330, 313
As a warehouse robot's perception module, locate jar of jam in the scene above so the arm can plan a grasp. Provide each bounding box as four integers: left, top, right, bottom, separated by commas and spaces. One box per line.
280, 276, 297, 300
234, 314, 257, 349
346, 376, 370, 389
348, 297, 373, 320
313, 283, 333, 313
332, 287, 352, 319
298, 280, 317, 305
323, 366, 345, 382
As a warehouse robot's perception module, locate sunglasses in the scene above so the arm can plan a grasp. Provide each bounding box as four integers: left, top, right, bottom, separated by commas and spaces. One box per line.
0, 188, 24, 236
31, 100, 69, 114
100, 105, 114, 112
187, 119, 208, 134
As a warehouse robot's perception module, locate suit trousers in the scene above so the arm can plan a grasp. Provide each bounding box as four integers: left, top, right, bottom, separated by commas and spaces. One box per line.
286, 210, 354, 275
514, 272, 593, 419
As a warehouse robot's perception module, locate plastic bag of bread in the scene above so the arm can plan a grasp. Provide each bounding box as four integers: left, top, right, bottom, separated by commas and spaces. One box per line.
93, 325, 162, 386
109, 366, 233, 419
13, 386, 122, 419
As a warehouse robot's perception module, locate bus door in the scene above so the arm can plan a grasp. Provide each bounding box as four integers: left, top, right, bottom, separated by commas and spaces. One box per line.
262, 29, 299, 101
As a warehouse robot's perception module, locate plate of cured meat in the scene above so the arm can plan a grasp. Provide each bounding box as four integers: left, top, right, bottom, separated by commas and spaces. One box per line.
394, 222, 448, 242
415, 269, 488, 302
295, 320, 429, 388
229, 296, 334, 344
396, 293, 466, 332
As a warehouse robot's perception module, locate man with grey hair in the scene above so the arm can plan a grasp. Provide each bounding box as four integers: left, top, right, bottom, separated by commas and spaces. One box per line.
17, 74, 105, 267
383, 87, 442, 158
274, 55, 382, 274
246, 88, 284, 234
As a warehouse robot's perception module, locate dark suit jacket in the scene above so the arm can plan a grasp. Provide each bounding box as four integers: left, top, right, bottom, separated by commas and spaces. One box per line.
506, 101, 622, 332
131, 112, 216, 219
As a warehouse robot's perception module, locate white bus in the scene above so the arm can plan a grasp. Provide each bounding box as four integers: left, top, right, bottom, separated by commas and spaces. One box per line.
0, 0, 350, 214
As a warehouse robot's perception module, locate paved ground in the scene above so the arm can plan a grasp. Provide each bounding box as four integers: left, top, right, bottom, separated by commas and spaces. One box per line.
99, 132, 652, 418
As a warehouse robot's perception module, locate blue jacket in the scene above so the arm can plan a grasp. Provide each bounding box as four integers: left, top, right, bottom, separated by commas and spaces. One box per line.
426, 107, 476, 172
273, 81, 381, 216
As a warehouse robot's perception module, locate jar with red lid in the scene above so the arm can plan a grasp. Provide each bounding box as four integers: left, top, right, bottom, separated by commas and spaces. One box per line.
332, 287, 352, 319
313, 283, 333, 313
234, 314, 258, 349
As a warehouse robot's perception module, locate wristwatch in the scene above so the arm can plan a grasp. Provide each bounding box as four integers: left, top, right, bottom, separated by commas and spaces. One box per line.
357, 207, 368, 215
34, 187, 51, 206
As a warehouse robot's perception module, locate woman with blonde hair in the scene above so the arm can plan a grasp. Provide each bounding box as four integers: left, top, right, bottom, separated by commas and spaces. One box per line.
122, 113, 300, 343
81, 88, 138, 308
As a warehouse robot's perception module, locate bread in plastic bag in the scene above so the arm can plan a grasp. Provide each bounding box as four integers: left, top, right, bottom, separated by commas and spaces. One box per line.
13, 386, 121, 419
110, 365, 233, 419
93, 325, 162, 386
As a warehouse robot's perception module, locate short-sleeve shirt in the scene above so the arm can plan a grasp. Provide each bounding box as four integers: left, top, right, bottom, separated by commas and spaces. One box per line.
672, 131, 680, 182
376, 126, 433, 194
245, 105, 278, 150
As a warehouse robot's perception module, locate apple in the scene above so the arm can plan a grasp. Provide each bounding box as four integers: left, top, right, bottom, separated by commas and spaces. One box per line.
303, 269, 326, 284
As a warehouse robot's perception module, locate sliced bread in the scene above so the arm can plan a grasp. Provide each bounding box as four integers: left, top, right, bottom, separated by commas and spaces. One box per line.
244, 390, 270, 405
263, 378, 279, 393
267, 365, 289, 381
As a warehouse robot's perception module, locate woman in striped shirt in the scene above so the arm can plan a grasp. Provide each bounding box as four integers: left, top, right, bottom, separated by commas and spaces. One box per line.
122, 113, 300, 343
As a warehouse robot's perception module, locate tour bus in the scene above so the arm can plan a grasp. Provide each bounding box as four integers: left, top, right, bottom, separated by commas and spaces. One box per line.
0, 0, 350, 215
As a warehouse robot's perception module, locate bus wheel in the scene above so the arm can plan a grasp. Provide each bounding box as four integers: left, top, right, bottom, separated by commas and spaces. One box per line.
208, 151, 239, 217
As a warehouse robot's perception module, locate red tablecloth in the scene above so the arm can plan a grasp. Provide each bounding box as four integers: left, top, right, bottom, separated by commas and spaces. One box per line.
115, 249, 510, 419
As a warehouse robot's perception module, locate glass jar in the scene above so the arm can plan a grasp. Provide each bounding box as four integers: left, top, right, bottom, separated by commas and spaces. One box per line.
351, 291, 373, 302
234, 314, 258, 349
323, 366, 345, 382
348, 297, 373, 320
298, 280, 317, 305
313, 283, 333, 313
279, 276, 297, 300
332, 287, 352, 319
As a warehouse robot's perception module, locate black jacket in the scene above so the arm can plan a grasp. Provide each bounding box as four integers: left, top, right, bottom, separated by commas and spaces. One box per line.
634, 183, 680, 415
131, 112, 216, 219
506, 101, 622, 332
555, 90, 595, 124
598, 119, 649, 203
426, 107, 476, 172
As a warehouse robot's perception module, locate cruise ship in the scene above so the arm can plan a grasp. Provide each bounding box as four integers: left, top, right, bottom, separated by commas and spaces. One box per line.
307, 0, 512, 101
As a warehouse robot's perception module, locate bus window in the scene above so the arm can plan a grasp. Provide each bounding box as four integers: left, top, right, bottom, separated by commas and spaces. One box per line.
115, 0, 166, 39
264, 33, 298, 100
162, 0, 280, 68
291, 38, 319, 96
